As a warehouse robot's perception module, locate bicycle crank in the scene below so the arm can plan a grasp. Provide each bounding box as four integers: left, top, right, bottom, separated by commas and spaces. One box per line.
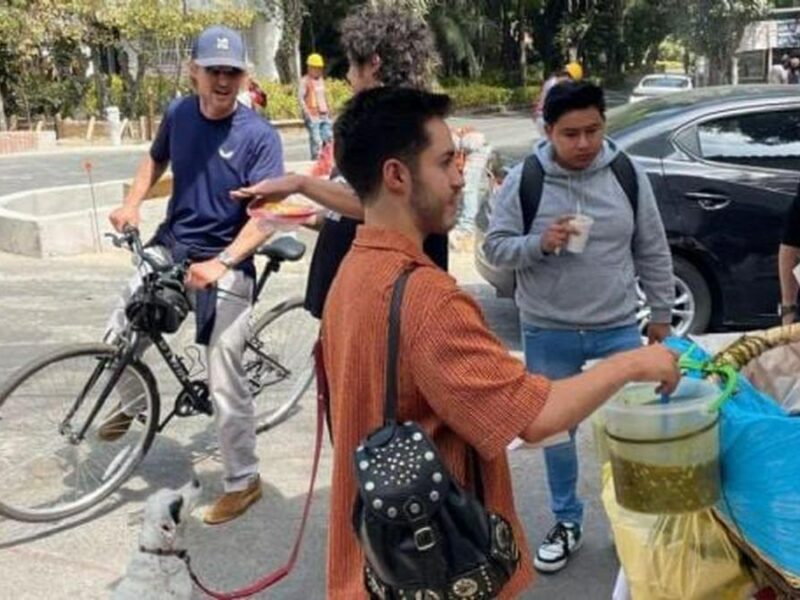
176, 381, 214, 417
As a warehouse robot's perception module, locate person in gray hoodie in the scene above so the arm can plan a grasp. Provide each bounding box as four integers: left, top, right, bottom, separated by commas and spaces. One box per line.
483, 81, 674, 574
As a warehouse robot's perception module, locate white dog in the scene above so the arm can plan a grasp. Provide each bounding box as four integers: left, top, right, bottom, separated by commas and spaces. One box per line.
113, 479, 202, 600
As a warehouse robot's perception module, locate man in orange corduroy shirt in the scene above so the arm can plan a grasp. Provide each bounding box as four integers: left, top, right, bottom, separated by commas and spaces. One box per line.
321, 87, 680, 599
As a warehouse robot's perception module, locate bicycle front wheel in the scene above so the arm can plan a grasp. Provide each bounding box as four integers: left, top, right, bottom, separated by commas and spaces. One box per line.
244, 297, 317, 432
0, 344, 159, 522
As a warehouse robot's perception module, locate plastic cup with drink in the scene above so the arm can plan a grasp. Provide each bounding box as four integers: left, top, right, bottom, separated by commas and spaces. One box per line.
566, 213, 594, 254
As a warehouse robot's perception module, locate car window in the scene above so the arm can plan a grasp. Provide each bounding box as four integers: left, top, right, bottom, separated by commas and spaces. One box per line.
641, 77, 690, 89
673, 126, 701, 156
697, 110, 800, 171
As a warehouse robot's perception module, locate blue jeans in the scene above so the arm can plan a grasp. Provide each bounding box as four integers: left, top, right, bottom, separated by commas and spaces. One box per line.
305, 116, 333, 159
521, 323, 642, 525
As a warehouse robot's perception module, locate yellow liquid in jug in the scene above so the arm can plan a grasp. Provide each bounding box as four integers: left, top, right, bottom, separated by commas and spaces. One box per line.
610, 457, 720, 513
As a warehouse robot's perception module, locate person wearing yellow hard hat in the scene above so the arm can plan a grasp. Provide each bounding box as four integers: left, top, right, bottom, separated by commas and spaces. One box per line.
533, 62, 584, 134
307, 52, 324, 69
565, 61, 584, 81
299, 52, 333, 159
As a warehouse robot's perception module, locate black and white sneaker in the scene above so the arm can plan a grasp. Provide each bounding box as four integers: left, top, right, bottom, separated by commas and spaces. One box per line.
534, 521, 583, 573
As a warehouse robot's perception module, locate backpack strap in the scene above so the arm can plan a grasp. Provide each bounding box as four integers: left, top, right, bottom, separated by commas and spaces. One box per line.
384, 267, 415, 426
518, 150, 639, 236
609, 152, 639, 220
519, 154, 545, 235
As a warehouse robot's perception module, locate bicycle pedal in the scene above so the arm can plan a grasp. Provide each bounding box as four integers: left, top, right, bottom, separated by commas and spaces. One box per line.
195, 398, 214, 416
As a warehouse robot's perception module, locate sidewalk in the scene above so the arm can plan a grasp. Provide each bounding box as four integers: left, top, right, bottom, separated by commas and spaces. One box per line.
0, 223, 626, 599
0, 232, 741, 598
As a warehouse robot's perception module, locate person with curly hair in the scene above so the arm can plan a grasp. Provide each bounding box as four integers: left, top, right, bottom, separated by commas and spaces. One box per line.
232, 4, 448, 320
338, 4, 438, 90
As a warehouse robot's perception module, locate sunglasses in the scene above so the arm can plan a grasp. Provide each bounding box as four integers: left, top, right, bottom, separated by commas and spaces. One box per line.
204, 66, 244, 77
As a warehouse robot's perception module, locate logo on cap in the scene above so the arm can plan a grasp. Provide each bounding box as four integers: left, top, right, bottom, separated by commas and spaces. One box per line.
216, 37, 230, 51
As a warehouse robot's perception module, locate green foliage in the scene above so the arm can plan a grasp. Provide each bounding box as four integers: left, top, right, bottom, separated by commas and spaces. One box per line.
508, 86, 541, 107
97, 0, 255, 41
0, 0, 253, 121
428, 83, 540, 110
445, 84, 512, 108
659, 36, 685, 63
654, 60, 685, 73
257, 78, 353, 120
255, 78, 537, 120
81, 79, 99, 117
109, 75, 126, 109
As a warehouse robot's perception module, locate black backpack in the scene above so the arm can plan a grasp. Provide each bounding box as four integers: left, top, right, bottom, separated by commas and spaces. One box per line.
518, 152, 639, 234
353, 268, 520, 599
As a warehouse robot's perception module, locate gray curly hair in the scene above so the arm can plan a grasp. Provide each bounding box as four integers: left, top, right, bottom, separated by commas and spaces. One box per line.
340, 5, 439, 90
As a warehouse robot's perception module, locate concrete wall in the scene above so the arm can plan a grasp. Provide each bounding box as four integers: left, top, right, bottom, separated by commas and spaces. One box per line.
0, 181, 127, 257
0, 176, 175, 257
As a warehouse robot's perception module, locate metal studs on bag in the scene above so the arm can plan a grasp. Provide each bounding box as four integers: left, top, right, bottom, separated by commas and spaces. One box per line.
356, 423, 446, 521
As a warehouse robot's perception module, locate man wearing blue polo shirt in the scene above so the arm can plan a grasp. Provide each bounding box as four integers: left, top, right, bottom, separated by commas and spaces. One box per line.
103, 25, 283, 524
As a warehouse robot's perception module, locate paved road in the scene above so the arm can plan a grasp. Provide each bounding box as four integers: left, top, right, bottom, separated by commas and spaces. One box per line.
0, 112, 545, 196
0, 87, 633, 197
0, 134, 311, 196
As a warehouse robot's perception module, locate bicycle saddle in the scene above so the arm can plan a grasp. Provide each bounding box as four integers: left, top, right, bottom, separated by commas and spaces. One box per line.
257, 236, 306, 262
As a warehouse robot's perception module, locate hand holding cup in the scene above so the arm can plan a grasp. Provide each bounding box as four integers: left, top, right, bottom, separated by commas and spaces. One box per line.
540, 215, 580, 255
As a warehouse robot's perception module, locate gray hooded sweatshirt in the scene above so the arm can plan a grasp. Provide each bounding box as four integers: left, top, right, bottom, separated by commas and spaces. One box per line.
483, 138, 674, 330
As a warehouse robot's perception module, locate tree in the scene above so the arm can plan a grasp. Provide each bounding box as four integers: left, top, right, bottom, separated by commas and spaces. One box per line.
0, 0, 88, 123
623, 0, 678, 71
675, 0, 768, 85
0, 0, 254, 123
96, 0, 254, 114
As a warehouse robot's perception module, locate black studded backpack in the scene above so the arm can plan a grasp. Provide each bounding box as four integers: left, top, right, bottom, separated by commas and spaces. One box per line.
352, 268, 520, 600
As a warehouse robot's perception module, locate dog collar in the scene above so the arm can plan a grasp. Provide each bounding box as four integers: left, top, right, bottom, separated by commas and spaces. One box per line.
139, 546, 188, 559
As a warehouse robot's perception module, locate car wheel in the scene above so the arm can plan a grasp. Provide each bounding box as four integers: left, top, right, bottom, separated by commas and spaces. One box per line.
636, 256, 712, 337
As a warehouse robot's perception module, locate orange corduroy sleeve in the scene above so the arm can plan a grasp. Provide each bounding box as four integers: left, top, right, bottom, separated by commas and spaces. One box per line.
409, 289, 551, 460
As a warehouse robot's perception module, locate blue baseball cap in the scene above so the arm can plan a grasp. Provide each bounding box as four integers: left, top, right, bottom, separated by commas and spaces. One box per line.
192, 25, 247, 70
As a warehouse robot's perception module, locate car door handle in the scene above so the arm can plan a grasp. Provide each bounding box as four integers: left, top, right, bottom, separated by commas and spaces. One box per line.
684, 192, 730, 211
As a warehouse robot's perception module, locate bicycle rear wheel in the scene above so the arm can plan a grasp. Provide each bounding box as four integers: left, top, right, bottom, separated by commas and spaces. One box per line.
244, 297, 317, 432
0, 344, 159, 522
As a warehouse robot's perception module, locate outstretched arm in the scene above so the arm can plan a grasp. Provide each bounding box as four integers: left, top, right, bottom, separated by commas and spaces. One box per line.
231, 173, 364, 220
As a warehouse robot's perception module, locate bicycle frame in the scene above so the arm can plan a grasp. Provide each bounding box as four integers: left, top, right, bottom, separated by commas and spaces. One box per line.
62, 333, 140, 443
67, 227, 304, 442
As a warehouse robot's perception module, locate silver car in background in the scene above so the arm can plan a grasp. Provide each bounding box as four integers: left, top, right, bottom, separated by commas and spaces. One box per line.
629, 74, 692, 103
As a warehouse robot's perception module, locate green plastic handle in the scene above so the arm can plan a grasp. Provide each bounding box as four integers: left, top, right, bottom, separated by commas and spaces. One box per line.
677, 344, 737, 412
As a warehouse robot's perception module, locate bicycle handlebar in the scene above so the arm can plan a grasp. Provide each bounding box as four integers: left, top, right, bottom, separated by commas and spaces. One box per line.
104, 226, 188, 282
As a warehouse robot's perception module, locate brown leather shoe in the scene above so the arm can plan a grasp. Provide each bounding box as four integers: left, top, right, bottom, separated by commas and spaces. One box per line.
97, 411, 134, 442
203, 476, 263, 525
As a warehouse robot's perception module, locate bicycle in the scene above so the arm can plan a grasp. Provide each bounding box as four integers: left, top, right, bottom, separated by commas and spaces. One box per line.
0, 227, 317, 522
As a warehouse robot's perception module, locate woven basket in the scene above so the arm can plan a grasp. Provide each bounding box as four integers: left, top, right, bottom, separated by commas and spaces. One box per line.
711, 324, 800, 596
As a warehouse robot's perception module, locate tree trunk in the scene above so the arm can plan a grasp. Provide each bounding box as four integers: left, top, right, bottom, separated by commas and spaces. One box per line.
172, 39, 183, 98
708, 53, 728, 86
518, 0, 527, 86
501, 3, 515, 74
91, 47, 107, 115
532, 0, 568, 77
249, 12, 283, 81
0, 89, 7, 132
19, 69, 32, 126
275, 0, 303, 83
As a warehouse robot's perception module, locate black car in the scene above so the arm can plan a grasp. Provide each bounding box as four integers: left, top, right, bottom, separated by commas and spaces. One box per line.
474, 85, 800, 334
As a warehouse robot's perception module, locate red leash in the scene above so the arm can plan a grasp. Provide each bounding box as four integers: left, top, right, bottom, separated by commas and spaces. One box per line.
188, 342, 328, 598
